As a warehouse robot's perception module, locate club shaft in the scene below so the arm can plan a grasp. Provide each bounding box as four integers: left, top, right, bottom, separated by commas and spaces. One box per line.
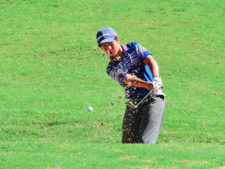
136, 88, 155, 107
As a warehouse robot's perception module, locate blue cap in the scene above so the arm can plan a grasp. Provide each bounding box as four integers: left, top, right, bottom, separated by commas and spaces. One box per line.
96, 27, 118, 47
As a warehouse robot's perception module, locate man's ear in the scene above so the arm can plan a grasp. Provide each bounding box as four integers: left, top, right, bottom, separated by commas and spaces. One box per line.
116, 37, 120, 44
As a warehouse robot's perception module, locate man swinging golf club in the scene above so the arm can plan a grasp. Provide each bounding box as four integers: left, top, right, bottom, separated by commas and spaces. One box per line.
96, 27, 165, 144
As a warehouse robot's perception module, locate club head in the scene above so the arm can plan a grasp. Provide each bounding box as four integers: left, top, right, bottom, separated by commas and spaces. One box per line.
126, 101, 137, 109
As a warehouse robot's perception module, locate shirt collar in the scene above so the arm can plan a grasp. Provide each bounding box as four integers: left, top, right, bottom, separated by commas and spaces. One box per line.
121, 45, 129, 52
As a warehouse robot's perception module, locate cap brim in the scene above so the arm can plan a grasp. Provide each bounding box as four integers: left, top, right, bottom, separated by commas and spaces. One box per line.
99, 37, 114, 47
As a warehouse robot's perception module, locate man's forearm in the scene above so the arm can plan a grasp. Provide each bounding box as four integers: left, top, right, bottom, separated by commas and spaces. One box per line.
124, 74, 152, 90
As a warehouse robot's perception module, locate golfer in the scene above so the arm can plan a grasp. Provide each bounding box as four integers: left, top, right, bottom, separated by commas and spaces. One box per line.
96, 27, 165, 144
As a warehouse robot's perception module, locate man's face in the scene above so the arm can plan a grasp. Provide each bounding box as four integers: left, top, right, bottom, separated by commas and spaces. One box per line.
101, 39, 120, 57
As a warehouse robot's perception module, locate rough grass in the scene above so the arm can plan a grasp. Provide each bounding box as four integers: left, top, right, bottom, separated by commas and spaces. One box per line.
0, 0, 224, 168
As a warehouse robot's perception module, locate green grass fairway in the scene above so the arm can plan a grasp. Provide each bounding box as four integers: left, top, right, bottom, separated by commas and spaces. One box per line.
0, 0, 225, 168
1, 143, 224, 169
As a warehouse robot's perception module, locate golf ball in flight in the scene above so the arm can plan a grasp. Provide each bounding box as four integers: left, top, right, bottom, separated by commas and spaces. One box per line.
88, 107, 93, 112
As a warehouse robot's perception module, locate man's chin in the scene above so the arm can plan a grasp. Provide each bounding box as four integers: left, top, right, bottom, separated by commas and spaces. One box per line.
110, 52, 117, 56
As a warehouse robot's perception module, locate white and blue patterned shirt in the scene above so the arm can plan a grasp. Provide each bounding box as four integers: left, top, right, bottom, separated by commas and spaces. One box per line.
106, 41, 157, 99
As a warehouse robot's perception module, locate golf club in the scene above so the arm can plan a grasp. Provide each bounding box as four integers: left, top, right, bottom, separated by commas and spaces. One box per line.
126, 87, 161, 109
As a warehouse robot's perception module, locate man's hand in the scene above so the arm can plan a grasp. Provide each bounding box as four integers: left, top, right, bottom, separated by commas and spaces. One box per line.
146, 82, 159, 92
153, 76, 162, 87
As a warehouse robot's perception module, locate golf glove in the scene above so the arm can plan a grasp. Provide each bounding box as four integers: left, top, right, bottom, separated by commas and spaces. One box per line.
153, 76, 163, 87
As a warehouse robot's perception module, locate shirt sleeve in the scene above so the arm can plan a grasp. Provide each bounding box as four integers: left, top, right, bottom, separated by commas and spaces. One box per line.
106, 65, 127, 87
132, 41, 152, 60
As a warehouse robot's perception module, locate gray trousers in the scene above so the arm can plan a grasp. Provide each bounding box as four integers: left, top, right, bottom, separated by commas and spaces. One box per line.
122, 95, 165, 144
